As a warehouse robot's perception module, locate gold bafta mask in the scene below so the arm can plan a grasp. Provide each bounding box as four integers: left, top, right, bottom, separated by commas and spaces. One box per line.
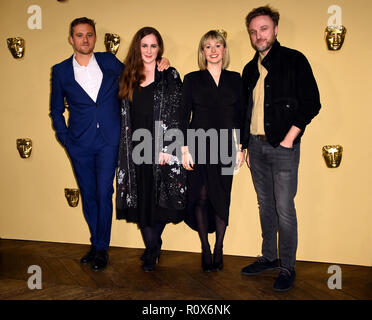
322, 145, 343, 168
65, 188, 80, 207
7, 37, 25, 59
216, 29, 227, 39
104, 33, 120, 55
325, 26, 346, 50
17, 138, 32, 158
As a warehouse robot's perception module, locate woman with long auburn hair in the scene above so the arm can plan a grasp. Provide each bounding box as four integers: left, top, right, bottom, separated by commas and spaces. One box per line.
116, 27, 186, 272
118, 27, 164, 101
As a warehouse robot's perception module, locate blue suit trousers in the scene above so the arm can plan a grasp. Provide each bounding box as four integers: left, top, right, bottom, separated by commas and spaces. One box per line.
66, 128, 118, 251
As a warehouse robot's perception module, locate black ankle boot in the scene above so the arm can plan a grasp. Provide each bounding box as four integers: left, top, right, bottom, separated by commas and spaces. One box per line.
213, 247, 223, 271
141, 238, 162, 262
201, 247, 213, 272
142, 246, 159, 272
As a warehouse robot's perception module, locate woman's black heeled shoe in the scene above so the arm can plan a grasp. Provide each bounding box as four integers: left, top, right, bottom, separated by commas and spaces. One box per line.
141, 238, 162, 262
202, 248, 213, 272
142, 246, 160, 272
213, 248, 223, 271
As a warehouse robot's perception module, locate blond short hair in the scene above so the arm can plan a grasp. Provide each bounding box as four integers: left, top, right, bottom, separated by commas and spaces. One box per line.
198, 30, 230, 70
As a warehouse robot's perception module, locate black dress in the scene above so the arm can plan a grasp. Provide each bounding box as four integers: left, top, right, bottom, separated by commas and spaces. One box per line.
182, 69, 242, 233
118, 82, 183, 227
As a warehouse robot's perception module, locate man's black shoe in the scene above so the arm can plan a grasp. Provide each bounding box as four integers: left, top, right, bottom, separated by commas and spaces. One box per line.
80, 246, 97, 264
273, 267, 296, 291
241, 256, 279, 275
91, 250, 108, 271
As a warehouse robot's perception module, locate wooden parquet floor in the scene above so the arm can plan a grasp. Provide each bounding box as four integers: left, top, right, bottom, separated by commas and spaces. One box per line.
0, 239, 371, 301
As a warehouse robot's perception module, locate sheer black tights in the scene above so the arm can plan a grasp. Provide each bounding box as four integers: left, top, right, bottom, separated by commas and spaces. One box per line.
141, 223, 165, 249
195, 185, 226, 258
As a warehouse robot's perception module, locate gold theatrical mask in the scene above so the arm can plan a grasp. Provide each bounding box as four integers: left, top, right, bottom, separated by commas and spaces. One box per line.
322, 145, 343, 168
7, 37, 25, 59
104, 33, 120, 55
325, 26, 346, 50
65, 188, 80, 207
16, 138, 32, 158
216, 29, 227, 39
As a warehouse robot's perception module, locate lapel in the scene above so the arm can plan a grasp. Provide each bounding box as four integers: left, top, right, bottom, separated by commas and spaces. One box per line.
66, 53, 111, 104
95, 53, 111, 103
203, 69, 224, 89
65, 55, 94, 103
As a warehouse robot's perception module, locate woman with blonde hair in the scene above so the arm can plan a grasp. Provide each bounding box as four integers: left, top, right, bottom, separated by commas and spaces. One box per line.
181, 30, 244, 272
116, 27, 186, 272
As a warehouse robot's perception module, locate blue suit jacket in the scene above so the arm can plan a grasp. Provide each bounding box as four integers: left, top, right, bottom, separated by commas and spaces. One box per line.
50, 52, 124, 147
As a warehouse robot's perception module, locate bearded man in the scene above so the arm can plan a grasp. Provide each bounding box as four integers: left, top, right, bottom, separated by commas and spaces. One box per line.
240, 6, 321, 291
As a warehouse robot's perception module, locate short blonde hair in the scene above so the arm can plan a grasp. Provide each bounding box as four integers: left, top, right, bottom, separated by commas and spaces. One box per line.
198, 30, 230, 70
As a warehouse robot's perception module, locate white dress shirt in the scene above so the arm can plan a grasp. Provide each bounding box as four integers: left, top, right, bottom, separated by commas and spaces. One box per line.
72, 53, 103, 103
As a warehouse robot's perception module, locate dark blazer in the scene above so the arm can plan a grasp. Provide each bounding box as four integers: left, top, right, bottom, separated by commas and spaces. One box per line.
50, 52, 124, 147
241, 40, 321, 148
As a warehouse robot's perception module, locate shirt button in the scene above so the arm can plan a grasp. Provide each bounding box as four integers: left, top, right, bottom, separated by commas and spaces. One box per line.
97, 122, 100, 128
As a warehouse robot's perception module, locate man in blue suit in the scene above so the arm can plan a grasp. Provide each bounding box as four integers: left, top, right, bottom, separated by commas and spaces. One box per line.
51, 17, 170, 271
50, 17, 123, 271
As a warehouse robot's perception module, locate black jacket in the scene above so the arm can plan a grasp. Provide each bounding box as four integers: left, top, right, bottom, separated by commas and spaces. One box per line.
241, 40, 321, 148
116, 67, 187, 213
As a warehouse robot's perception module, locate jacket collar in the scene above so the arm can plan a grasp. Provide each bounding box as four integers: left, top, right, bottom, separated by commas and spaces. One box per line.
253, 40, 281, 71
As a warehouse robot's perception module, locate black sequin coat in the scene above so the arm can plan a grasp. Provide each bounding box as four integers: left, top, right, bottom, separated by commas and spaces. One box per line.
116, 67, 187, 213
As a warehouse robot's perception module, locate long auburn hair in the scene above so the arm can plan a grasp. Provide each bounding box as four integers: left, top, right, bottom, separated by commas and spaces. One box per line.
118, 27, 164, 101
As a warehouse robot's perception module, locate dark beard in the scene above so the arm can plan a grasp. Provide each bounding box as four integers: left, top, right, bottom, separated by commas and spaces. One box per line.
252, 35, 276, 53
